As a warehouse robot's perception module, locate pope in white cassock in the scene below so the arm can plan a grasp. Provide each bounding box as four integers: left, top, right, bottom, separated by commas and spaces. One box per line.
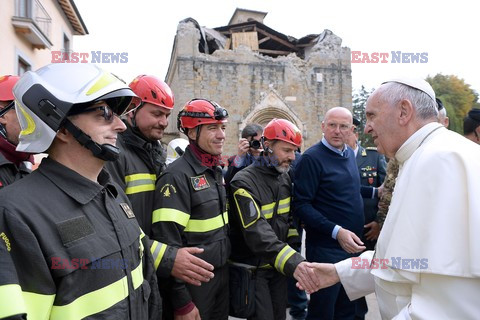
297, 78, 480, 319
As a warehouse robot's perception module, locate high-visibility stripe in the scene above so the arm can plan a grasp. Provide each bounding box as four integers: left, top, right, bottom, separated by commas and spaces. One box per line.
152, 208, 227, 233
86, 72, 118, 95
150, 240, 167, 270
50, 276, 128, 319
125, 173, 156, 194
184, 211, 228, 232
261, 202, 275, 218
277, 197, 291, 214
288, 228, 299, 238
274, 245, 296, 274
23, 291, 55, 320
152, 208, 190, 227
233, 188, 260, 228
0, 284, 26, 318
50, 259, 144, 319
262, 197, 291, 219
131, 259, 144, 290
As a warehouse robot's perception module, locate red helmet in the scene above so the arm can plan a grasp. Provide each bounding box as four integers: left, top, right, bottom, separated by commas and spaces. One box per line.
128, 75, 174, 110
0, 75, 20, 101
177, 99, 228, 132
263, 118, 302, 147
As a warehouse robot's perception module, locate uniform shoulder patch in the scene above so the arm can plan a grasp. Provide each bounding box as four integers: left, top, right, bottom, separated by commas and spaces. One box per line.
120, 203, 136, 219
159, 183, 177, 197
190, 174, 210, 191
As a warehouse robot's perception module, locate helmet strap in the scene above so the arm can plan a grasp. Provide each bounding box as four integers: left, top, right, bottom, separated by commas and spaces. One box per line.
63, 119, 120, 161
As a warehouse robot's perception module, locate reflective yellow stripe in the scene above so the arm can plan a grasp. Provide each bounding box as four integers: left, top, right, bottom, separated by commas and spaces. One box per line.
23, 291, 56, 319
50, 276, 128, 319
86, 72, 118, 95
261, 202, 275, 219
152, 208, 190, 227
233, 188, 260, 228
18, 104, 36, 136
125, 173, 156, 195
262, 197, 291, 218
132, 260, 144, 290
185, 211, 228, 233
274, 245, 296, 274
0, 284, 26, 318
150, 240, 167, 270
287, 228, 299, 238
277, 197, 291, 214
50, 258, 144, 319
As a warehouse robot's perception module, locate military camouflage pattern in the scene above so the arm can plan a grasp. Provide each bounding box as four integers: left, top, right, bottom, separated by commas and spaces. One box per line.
375, 158, 400, 227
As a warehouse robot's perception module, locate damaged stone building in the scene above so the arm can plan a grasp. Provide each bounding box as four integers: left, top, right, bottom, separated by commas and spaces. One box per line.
165, 8, 352, 155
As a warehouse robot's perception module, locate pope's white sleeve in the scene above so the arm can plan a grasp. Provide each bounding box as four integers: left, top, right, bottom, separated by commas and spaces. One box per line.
334, 250, 375, 300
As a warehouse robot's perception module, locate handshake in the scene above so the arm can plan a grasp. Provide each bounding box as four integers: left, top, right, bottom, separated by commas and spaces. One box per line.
293, 262, 340, 294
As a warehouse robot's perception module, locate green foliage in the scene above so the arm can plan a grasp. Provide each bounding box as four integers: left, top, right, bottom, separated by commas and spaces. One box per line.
352, 85, 375, 147
426, 74, 478, 134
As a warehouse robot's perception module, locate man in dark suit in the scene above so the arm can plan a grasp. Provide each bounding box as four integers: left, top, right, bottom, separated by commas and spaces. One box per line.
346, 118, 386, 319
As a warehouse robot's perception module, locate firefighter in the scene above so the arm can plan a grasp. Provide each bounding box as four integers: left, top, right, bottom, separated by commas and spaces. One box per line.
0, 75, 34, 188
228, 118, 318, 320
152, 99, 230, 320
105, 75, 214, 286
0, 63, 161, 319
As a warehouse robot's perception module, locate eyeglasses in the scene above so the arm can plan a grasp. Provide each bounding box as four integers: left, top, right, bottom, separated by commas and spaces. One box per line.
71, 105, 117, 123
326, 122, 351, 132
0, 101, 15, 118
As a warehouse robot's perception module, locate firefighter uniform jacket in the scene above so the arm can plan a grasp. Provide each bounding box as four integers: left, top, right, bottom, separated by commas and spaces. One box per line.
0, 158, 161, 319
105, 123, 176, 278
0, 152, 30, 190
229, 161, 304, 277
151, 146, 230, 311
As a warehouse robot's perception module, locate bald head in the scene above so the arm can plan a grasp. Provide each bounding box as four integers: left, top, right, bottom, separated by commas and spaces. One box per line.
322, 107, 354, 150
324, 107, 353, 124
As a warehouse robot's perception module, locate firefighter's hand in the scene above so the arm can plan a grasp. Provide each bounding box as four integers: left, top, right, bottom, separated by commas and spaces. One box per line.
337, 228, 366, 254
296, 263, 339, 294
364, 221, 380, 240
171, 247, 214, 286
293, 261, 321, 294
174, 306, 201, 320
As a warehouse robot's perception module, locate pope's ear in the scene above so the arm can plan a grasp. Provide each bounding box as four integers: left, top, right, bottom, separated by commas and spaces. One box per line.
398, 99, 414, 125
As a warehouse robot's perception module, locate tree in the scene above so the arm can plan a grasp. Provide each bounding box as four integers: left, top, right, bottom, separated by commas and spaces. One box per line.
426, 74, 479, 134
352, 85, 375, 147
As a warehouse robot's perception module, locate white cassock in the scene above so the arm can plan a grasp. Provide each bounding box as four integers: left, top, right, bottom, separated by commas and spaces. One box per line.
335, 122, 480, 319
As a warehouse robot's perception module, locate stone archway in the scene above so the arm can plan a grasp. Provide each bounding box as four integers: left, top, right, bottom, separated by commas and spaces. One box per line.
239, 87, 305, 148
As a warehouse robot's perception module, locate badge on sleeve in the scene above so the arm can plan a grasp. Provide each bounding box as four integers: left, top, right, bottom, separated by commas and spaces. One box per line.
191, 175, 210, 191
120, 203, 135, 219
160, 184, 177, 197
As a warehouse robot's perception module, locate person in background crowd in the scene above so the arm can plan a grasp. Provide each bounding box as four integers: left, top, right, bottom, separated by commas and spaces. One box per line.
463, 108, 480, 144
0, 75, 34, 189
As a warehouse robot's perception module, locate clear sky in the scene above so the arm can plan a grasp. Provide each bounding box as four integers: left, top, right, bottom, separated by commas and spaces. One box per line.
73, 0, 479, 95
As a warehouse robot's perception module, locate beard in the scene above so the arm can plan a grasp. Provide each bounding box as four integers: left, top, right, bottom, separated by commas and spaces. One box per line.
275, 164, 290, 174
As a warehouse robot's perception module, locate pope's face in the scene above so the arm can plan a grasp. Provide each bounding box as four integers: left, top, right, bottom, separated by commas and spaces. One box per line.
364, 92, 399, 158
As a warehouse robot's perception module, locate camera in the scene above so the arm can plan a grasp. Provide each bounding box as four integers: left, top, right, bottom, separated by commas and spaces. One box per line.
249, 137, 261, 150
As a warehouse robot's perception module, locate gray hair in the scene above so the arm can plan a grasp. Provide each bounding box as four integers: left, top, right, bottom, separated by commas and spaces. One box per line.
377, 82, 438, 120
241, 123, 263, 139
